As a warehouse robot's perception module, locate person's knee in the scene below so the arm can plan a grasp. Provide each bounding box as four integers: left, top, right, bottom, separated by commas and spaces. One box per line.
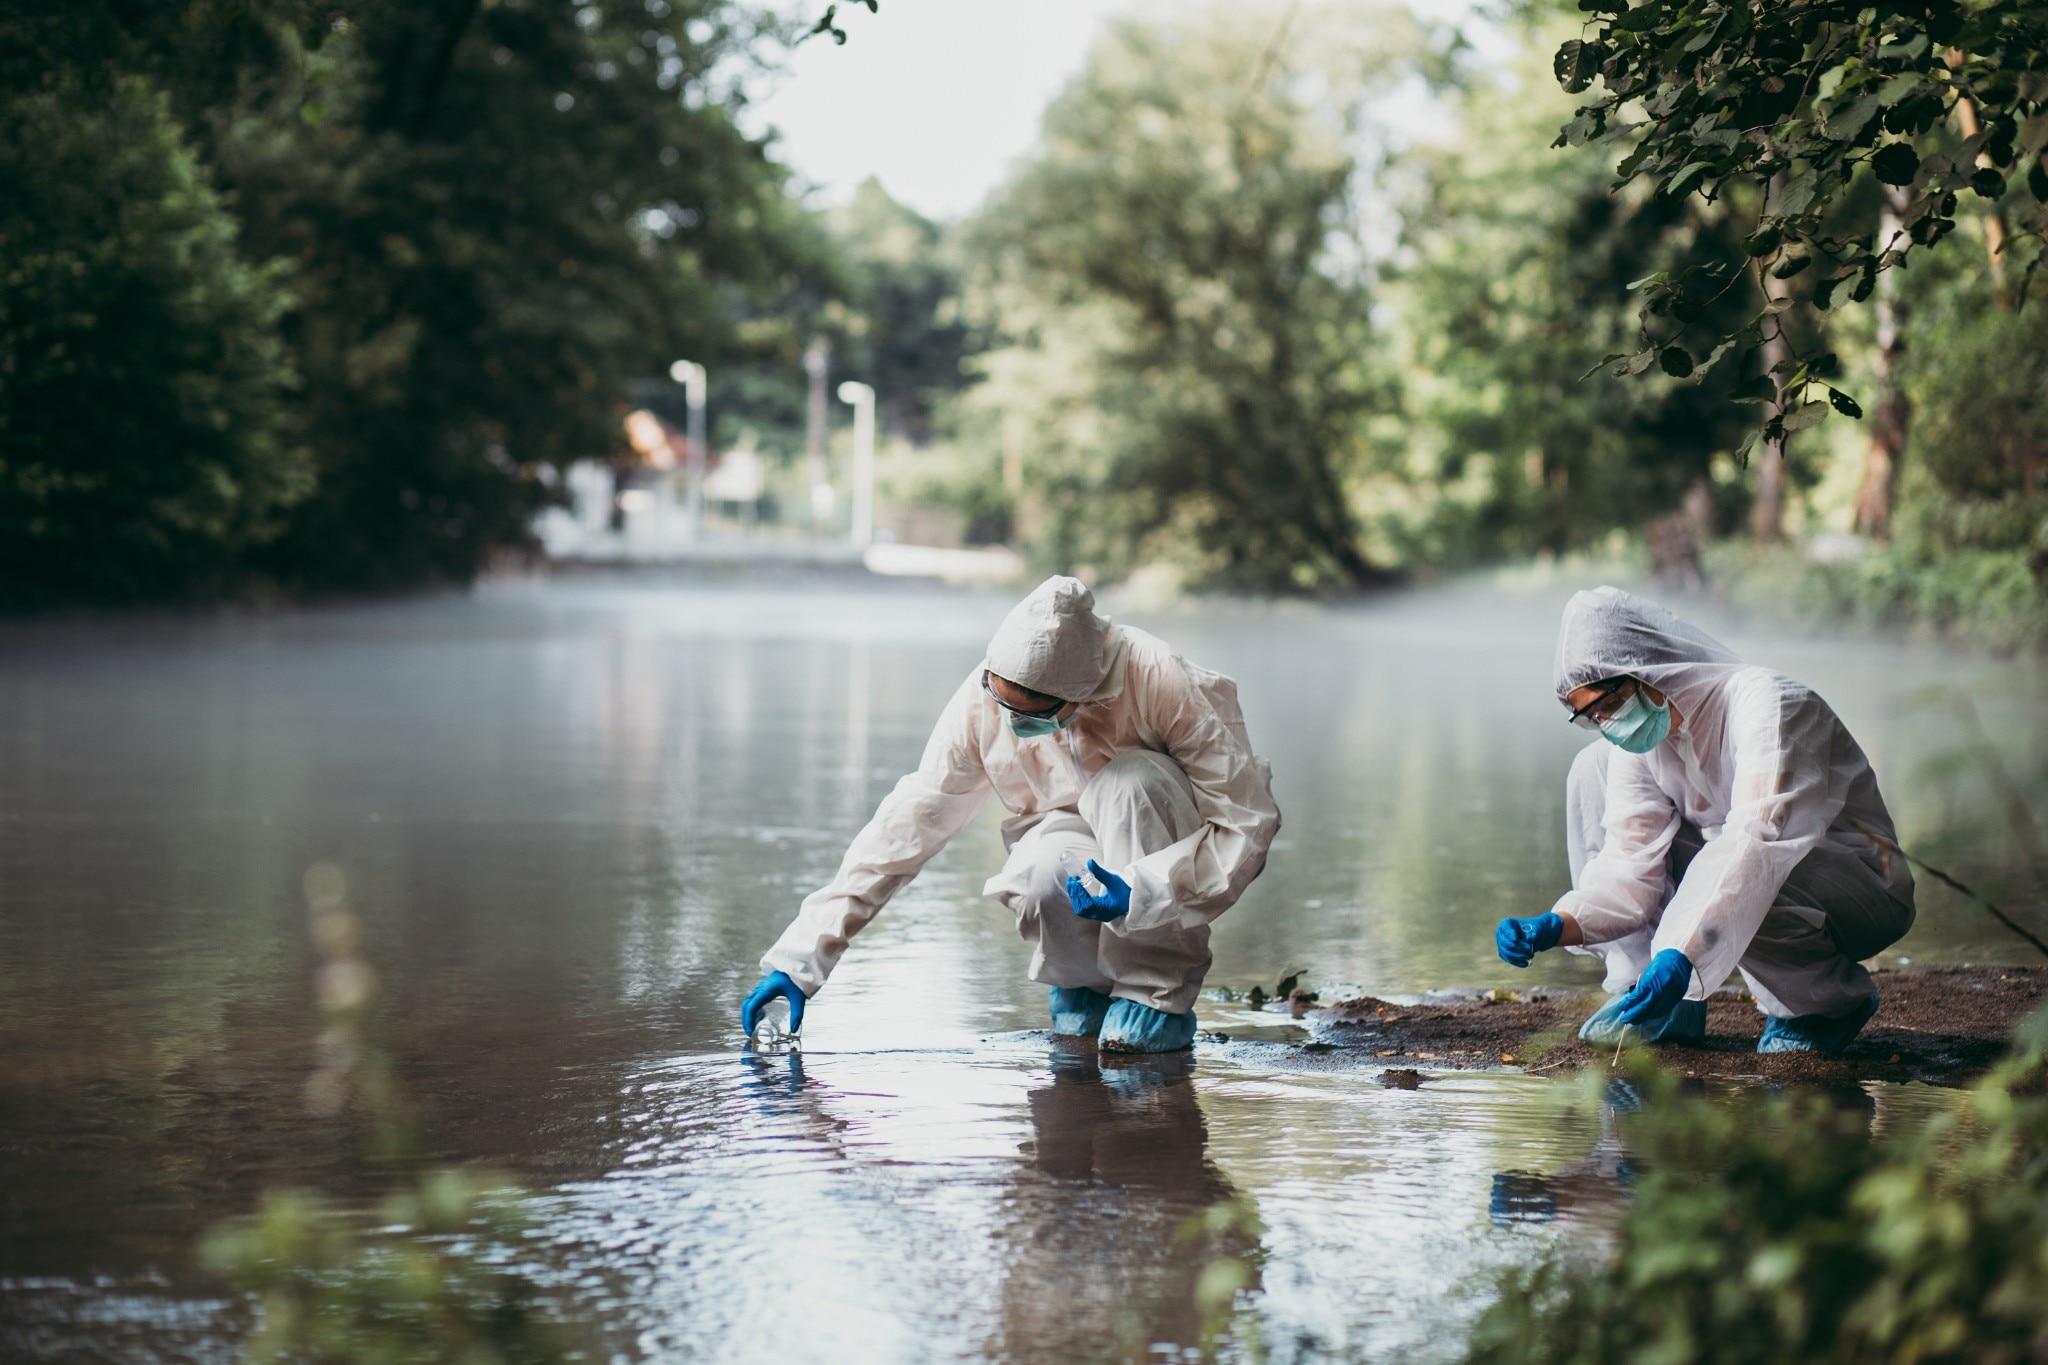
1080, 749, 1199, 835
1096, 748, 1191, 797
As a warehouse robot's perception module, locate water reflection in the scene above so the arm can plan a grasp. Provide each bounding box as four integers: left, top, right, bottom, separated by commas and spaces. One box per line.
1001, 1048, 1248, 1360
1489, 1079, 1639, 1229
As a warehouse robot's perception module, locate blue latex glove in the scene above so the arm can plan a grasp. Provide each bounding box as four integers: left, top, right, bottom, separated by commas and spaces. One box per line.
740, 970, 808, 1036
1614, 948, 1694, 1027
1067, 859, 1132, 923
1496, 912, 1564, 968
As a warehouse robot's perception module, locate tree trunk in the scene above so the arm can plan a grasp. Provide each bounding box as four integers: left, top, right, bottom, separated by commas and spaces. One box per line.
1752, 176, 1790, 544
1853, 186, 1911, 539
1948, 50, 2010, 281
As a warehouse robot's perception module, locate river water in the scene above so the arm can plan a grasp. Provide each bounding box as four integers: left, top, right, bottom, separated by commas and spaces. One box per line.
1, 572, 2040, 1361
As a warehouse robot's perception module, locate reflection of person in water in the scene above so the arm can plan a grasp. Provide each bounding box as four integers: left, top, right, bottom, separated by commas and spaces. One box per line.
1490, 1079, 1639, 1229
997, 1051, 1258, 1359
1490, 1078, 1879, 1228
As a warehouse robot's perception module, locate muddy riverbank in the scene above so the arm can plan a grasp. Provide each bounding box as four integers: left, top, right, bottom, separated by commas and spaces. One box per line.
1273, 965, 2048, 1086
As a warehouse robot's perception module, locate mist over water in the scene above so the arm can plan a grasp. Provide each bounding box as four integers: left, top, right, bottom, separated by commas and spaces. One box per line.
0, 574, 2036, 1360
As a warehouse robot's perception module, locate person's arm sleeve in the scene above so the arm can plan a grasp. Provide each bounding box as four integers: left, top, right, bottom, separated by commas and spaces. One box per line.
1115, 655, 1281, 934
1551, 750, 1682, 945
761, 677, 993, 994
1651, 677, 1842, 999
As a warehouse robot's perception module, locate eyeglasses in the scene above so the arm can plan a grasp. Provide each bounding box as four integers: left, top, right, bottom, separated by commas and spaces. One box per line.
1565, 678, 1636, 731
982, 670, 1066, 719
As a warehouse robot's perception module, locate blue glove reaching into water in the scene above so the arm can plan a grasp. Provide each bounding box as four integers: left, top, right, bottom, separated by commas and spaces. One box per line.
1067, 859, 1132, 923
1495, 913, 1565, 968
740, 970, 808, 1036
1614, 948, 1693, 1027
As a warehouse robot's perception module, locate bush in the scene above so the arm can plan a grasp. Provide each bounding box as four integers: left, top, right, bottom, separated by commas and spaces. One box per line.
202, 1171, 566, 1365
0, 77, 307, 605
1465, 1007, 2048, 1365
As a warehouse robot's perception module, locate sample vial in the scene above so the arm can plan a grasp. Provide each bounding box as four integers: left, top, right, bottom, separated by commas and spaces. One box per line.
750, 996, 800, 1053
1060, 850, 1108, 897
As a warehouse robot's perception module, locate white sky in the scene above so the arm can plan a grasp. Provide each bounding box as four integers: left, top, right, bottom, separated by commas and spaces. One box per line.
746, 0, 1504, 223
746, 0, 1130, 222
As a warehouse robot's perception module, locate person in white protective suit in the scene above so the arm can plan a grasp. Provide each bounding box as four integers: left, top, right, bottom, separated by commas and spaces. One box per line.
1493, 586, 1916, 1053
738, 575, 1281, 1053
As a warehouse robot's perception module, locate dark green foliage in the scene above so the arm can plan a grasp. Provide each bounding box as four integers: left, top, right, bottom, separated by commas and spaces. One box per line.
0, 77, 307, 606
0, 0, 812, 600
216, 0, 808, 590
1467, 1009, 2048, 1364
1907, 268, 2048, 501
1550, 0, 2048, 438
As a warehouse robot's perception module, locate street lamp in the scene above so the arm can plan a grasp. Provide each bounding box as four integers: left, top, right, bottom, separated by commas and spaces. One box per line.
837, 380, 876, 549
668, 359, 707, 542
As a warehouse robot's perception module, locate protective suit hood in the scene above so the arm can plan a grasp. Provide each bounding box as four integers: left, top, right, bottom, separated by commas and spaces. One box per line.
1553, 586, 1745, 720
986, 576, 1121, 703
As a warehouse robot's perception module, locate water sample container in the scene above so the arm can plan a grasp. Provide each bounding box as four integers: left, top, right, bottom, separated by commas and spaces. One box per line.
750, 996, 800, 1053
1060, 850, 1108, 897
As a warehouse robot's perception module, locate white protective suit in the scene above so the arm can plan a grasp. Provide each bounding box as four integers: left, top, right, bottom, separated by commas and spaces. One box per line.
1550, 587, 1915, 1018
762, 576, 1280, 1014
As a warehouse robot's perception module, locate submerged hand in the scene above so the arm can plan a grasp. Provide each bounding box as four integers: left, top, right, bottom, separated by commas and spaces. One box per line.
1067, 859, 1132, 922
740, 970, 808, 1036
1615, 949, 1693, 1026
1496, 913, 1564, 968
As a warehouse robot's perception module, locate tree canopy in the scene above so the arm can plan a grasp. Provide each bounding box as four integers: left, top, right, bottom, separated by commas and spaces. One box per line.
1553, 0, 2048, 452
0, 0, 817, 598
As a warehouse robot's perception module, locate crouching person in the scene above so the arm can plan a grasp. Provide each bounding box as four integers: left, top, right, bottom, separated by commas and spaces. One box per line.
741, 576, 1280, 1053
1496, 587, 1915, 1054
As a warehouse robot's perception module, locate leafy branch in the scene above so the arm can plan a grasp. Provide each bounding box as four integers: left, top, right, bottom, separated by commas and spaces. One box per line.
1554, 0, 2048, 452
804, 0, 878, 46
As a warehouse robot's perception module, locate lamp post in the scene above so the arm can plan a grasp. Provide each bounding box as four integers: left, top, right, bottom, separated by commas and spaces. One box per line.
668, 359, 707, 542
837, 380, 876, 549
803, 337, 833, 533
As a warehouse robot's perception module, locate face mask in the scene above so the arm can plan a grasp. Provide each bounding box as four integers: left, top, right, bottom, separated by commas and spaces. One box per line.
1600, 690, 1672, 754
1008, 708, 1073, 740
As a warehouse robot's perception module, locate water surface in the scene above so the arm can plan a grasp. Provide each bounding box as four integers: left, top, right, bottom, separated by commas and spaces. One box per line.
0, 573, 2037, 1360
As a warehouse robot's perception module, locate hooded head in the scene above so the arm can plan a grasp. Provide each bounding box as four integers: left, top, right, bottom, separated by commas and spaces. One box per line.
985, 575, 1116, 703
1553, 587, 1745, 720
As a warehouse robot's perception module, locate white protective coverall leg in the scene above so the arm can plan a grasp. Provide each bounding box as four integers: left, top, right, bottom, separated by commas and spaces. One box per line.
982, 748, 1211, 1014
1553, 587, 1916, 1020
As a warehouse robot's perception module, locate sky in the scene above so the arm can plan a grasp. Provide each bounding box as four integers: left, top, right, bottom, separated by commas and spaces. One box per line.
746, 0, 1503, 224
745, 0, 1129, 222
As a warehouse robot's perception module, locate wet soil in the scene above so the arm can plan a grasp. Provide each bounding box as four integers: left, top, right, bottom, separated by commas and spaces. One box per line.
1300, 965, 2048, 1087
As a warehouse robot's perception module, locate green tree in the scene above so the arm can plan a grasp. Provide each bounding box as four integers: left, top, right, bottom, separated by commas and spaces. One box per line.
2, 0, 818, 597
1549, 0, 2048, 451
211, 0, 814, 589
970, 1, 1432, 591
0, 76, 307, 606
828, 178, 973, 442
1391, 9, 1760, 568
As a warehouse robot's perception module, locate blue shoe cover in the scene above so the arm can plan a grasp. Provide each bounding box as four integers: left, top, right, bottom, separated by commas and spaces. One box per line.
1757, 994, 1879, 1055
1577, 994, 1707, 1047
1048, 986, 1113, 1038
1099, 997, 1197, 1053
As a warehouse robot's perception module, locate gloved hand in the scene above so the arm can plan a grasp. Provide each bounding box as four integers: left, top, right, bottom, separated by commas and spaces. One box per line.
1496, 912, 1565, 968
1614, 948, 1693, 1027
1066, 859, 1132, 922
740, 970, 808, 1036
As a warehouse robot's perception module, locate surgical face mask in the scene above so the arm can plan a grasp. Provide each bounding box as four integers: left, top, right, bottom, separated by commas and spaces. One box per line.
1599, 690, 1672, 753
1007, 708, 1074, 740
